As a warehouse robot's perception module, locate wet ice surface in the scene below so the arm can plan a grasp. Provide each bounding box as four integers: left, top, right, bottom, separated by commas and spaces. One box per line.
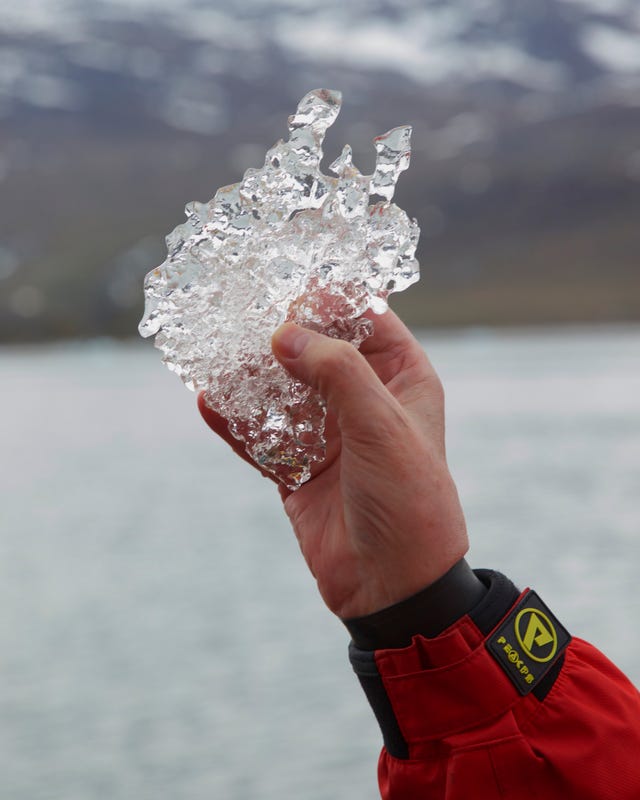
139, 89, 419, 488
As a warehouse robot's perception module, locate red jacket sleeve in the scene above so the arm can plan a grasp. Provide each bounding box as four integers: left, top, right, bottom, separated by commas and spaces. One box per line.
347, 566, 640, 799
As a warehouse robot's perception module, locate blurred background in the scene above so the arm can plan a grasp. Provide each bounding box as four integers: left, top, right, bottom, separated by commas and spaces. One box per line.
1, 1, 639, 798
1, 0, 639, 337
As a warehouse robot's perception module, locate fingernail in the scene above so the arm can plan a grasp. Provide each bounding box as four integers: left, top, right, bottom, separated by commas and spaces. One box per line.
273, 324, 310, 359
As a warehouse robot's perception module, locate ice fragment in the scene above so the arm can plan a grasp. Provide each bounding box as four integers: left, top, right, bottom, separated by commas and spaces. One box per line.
139, 89, 420, 489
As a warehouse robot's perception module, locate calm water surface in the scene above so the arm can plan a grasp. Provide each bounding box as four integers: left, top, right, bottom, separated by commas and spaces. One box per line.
1, 325, 639, 799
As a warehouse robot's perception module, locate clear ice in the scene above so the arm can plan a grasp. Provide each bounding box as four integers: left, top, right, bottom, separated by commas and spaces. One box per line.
139, 89, 420, 489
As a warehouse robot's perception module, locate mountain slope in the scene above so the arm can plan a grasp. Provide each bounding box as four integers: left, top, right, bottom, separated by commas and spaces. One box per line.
0, 0, 638, 340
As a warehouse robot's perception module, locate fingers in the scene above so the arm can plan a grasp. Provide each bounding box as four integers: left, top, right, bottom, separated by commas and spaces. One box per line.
199, 310, 443, 485
361, 311, 445, 440
358, 307, 419, 358
271, 322, 406, 445
360, 308, 441, 390
197, 393, 278, 482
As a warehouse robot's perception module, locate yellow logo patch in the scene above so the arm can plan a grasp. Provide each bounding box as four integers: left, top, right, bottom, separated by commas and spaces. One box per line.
515, 608, 558, 663
487, 590, 571, 696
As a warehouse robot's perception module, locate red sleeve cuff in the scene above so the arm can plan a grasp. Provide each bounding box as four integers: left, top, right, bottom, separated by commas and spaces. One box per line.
349, 571, 568, 759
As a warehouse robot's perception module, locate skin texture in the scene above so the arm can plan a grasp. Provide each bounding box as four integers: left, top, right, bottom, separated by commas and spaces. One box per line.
198, 309, 469, 620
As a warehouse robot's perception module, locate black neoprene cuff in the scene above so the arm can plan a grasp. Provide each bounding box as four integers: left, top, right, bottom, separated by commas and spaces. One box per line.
343, 558, 491, 650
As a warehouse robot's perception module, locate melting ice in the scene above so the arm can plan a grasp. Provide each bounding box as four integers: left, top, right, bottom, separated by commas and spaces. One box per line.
139, 89, 420, 488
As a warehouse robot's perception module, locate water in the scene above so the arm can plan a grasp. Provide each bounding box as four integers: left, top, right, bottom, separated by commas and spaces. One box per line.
1, 325, 639, 800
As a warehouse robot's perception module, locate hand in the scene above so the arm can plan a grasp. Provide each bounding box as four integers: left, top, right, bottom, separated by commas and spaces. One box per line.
199, 309, 469, 619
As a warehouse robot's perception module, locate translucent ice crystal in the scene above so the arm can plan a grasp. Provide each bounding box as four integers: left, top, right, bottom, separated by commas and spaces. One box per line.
139, 89, 420, 489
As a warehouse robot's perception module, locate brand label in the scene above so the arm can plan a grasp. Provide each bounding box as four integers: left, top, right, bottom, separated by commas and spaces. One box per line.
487, 590, 571, 695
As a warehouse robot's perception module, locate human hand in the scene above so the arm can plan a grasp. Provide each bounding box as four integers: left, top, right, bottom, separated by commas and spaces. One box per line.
199, 309, 469, 620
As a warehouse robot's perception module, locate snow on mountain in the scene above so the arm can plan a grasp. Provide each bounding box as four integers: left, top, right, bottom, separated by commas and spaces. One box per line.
2, 0, 639, 117
1, 0, 638, 339
0, 1, 638, 165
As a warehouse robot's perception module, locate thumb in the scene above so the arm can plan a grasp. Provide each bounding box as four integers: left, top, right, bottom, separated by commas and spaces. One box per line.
271, 323, 401, 436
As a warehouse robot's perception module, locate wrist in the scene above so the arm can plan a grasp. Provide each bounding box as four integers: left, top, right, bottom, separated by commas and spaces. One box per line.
343, 558, 488, 649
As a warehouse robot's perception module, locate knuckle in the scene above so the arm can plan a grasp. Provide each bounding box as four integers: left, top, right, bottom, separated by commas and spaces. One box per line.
430, 373, 445, 405
312, 338, 371, 409
317, 339, 357, 381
